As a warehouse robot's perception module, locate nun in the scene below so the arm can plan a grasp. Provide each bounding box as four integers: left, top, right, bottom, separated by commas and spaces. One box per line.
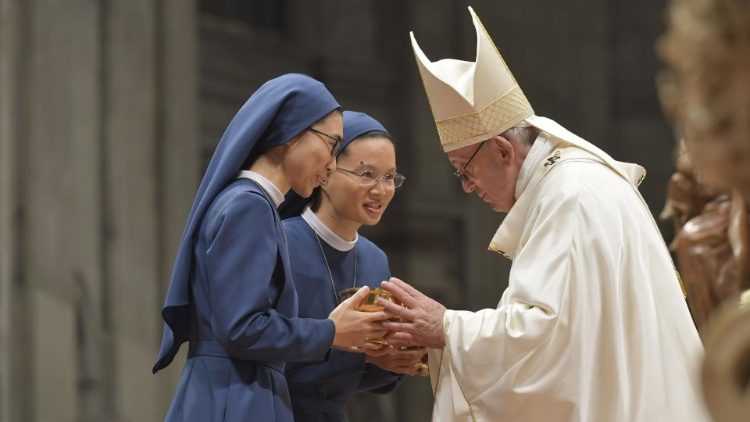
152, 75, 388, 422
280, 111, 427, 421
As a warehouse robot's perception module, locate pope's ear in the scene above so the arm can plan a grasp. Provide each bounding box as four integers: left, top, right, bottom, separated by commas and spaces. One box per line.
492, 135, 513, 160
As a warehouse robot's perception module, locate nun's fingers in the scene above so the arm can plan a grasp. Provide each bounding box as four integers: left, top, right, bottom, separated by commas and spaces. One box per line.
384, 330, 418, 345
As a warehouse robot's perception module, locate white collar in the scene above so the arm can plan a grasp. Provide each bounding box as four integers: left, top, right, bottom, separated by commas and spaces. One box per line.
301, 206, 358, 252
491, 137, 561, 260
515, 135, 555, 198
237, 170, 284, 207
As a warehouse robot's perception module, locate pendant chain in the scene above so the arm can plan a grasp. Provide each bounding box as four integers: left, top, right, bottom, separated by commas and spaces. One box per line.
314, 234, 357, 304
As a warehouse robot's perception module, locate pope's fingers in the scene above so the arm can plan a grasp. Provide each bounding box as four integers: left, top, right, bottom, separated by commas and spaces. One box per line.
375, 297, 397, 313
377, 298, 415, 320
385, 330, 413, 340
381, 320, 415, 334
380, 321, 403, 332
388, 277, 423, 299
382, 280, 417, 305
380, 280, 420, 308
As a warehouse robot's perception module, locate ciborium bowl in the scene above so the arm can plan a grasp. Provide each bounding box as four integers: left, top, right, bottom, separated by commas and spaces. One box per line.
338, 287, 398, 347
337, 287, 395, 311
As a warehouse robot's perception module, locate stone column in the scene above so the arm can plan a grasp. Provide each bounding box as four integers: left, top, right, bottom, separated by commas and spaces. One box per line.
0, 0, 199, 420
0, 0, 32, 420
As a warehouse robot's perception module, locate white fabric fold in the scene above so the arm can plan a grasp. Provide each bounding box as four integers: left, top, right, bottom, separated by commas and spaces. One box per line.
428, 142, 708, 422
237, 170, 284, 207
301, 206, 358, 252
514, 135, 555, 199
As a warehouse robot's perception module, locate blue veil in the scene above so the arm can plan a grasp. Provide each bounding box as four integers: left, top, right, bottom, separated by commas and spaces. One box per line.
278, 110, 389, 218
153, 74, 340, 372
339, 111, 389, 150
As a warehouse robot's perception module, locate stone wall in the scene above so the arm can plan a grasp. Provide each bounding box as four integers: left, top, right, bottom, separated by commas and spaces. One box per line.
0, 0, 199, 420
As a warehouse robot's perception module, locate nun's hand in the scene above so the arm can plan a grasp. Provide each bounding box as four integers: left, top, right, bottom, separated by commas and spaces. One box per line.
329, 286, 388, 351
378, 277, 446, 349
365, 345, 428, 376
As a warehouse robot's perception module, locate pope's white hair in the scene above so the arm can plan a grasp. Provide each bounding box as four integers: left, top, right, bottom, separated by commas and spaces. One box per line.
500, 126, 539, 148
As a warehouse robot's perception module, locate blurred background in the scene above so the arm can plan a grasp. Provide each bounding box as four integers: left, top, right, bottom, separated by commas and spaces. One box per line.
0, 0, 676, 420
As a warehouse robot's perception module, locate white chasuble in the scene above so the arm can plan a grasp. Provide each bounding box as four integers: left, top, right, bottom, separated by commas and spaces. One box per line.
428, 140, 708, 421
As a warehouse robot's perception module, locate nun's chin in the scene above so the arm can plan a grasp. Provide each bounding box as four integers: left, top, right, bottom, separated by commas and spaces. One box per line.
292, 182, 315, 198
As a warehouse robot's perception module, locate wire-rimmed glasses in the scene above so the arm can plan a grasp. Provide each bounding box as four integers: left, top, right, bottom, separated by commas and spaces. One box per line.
308, 127, 344, 156
336, 168, 406, 188
452, 141, 486, 183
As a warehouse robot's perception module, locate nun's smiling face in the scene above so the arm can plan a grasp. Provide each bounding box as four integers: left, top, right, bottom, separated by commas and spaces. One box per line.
285, 111, 342, 197
323, 137, 397, 227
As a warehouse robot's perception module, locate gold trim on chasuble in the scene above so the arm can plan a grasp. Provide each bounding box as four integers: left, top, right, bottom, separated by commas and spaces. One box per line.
675, 269, 687, 298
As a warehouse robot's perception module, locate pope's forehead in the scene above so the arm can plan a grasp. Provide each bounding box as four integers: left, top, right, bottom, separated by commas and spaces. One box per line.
447, 142, 483, 160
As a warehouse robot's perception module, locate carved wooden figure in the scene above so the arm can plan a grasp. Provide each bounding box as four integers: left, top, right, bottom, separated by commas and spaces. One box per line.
659, 0, 750, 419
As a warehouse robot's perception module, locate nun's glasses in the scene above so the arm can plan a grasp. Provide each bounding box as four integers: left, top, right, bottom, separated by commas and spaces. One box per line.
308, 127, 343, 156
336, 168, 406, 189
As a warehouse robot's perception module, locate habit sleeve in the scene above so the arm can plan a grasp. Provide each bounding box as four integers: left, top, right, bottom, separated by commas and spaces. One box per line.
205, 192, 335, 362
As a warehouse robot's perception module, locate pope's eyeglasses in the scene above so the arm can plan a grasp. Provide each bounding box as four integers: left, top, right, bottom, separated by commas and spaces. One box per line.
453, 140, 486, 183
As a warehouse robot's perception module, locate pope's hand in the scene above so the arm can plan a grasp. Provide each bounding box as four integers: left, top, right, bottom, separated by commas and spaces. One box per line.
378, 277, 446, 349
329, 286, 388, 351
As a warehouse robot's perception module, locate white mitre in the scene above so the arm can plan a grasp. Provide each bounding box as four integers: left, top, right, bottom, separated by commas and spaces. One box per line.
411, 6, 533, 152
411, 6, 646, 187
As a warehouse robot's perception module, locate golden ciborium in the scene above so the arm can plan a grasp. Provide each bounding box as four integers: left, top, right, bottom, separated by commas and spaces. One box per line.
338, 287, 397, 346
338, 287, 429, 375
337, 287, 396, 312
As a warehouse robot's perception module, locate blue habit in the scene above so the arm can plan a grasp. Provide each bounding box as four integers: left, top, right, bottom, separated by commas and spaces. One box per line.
164, 180, 335, 421
154, 74, 341, 421
282, 217, 401, 421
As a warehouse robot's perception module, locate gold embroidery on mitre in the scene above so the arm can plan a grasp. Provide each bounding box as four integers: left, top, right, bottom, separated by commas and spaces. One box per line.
435, 86, 533, 149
